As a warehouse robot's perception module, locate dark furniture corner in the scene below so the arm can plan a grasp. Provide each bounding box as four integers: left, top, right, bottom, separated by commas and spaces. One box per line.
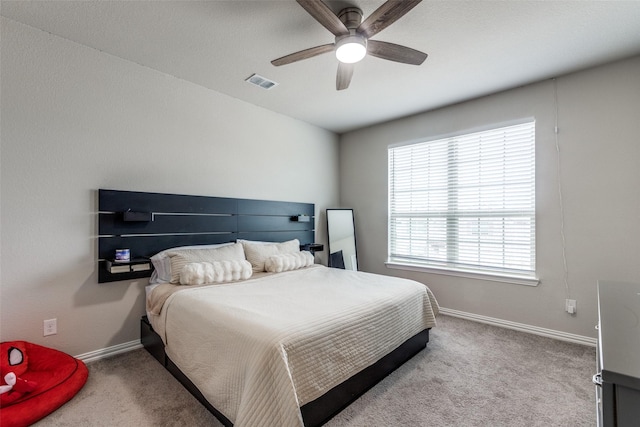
594, 281, 640, 427
329, 250, 345, 269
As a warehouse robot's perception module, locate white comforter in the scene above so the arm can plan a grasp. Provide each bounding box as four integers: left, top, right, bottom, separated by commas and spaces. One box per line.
149, 265, 438, 427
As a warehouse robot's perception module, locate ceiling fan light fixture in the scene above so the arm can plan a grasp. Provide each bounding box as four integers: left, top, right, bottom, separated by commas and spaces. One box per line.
271, 1, 427, 90
335, 34, 367, 64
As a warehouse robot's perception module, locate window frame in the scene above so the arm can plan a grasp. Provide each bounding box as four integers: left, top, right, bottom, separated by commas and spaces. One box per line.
386, 120, 539, 286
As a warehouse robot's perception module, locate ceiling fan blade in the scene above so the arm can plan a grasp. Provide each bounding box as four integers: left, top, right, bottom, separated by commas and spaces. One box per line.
271, 44, 335, 66
357, 0, 422, 39
297, 0, 349, 37
367, 40, 427, 65
336, 62, 354, 91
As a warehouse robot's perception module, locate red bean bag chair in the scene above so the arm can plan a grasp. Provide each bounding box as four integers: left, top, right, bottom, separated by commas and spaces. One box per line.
0, 341, 88, 427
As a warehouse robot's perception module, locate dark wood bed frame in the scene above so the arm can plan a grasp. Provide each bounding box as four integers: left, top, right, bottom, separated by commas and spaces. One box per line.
98, 189, 431, 426
141, 316, 430, 427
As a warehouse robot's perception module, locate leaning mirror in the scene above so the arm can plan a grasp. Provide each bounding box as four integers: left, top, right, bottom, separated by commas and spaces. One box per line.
326, 209, 358, 271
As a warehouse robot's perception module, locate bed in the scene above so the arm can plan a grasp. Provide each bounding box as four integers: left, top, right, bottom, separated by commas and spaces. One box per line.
97, 189, 439, 426
143, 262, 438, 427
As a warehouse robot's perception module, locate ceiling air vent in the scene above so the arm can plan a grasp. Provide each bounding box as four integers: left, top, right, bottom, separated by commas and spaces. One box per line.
245, 74, 278, 90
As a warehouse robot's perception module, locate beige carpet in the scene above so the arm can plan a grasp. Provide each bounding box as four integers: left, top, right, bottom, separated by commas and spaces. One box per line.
32, 315, 596, 426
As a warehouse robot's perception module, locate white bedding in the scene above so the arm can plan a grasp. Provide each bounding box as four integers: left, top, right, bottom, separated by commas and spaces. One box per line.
148, 265, 439, 427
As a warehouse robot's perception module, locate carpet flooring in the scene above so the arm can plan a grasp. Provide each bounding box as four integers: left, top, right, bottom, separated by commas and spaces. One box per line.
32, 315, 596, 426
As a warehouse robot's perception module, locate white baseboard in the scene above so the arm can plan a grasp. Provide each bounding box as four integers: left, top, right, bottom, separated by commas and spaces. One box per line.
75, 340, 142, 363
74, 309, 596, 363
439, 307, 597, 347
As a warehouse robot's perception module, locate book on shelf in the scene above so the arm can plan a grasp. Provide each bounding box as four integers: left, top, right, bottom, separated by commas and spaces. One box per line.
105, 258, 151, 274
131, 262, 151, 272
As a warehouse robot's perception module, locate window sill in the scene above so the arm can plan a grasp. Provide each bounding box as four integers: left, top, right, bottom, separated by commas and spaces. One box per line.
385, 261, 539, 287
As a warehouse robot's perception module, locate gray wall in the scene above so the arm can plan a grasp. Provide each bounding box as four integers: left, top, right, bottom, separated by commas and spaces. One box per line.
339, 56, 640, 339
3, 15, 638, 356
0, 18, 339, 356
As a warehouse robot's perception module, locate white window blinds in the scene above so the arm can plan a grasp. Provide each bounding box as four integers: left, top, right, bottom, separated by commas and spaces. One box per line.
388, 121, 536, 277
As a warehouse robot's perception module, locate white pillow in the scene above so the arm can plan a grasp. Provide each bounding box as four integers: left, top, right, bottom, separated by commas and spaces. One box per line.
166, 243, 246, 284
150, 242, 235, 284
239, 239, 300, 272
179, 260, 252, 285
265, 251, 314, 273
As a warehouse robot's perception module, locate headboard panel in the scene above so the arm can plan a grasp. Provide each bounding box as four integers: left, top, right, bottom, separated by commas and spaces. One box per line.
99, 189, 238, 214
98, 213, 238, 236
98, 189, 315, 283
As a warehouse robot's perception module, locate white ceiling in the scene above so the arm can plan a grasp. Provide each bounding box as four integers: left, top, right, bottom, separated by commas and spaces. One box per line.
3, 0, 640, 133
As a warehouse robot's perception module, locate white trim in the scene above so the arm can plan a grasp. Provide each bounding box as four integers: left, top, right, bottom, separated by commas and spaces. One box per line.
73, 306, 595, 363
386, 262, 540, 287
75, 340, 142, 363
387, 117, 536, 149
439, 307, 597, 347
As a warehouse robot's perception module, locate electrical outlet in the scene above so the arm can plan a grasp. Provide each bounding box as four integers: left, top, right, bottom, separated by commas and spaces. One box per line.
565, 299, 577, 314
43, 318, 57, 336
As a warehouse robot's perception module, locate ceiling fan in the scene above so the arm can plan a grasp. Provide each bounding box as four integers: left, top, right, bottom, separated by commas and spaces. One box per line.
271, 0, 428, 90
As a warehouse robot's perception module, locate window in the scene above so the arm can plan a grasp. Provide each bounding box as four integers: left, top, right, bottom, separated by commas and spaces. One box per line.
388, 121, 536, 282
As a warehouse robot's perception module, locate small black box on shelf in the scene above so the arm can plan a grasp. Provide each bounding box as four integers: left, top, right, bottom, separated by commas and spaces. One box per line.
123, 211, 152, 222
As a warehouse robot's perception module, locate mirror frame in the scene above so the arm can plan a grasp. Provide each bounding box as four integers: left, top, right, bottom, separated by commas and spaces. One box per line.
326, 208, 358, 271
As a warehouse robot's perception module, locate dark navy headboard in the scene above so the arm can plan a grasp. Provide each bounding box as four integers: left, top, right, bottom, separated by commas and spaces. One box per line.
98, 189, 315, 283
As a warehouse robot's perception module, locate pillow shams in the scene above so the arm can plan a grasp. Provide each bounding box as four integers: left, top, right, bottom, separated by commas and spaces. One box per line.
167, 243, 246, 284
265, 251, 314, 273
180, 260, 252, 285
150, 242, 235, 283
239, 239, 300, 272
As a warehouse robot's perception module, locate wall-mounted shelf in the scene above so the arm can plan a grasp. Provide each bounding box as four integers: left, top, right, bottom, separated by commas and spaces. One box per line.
301, 243, 324, 254
105, 258, 152, 274
99, 259, 154, 284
